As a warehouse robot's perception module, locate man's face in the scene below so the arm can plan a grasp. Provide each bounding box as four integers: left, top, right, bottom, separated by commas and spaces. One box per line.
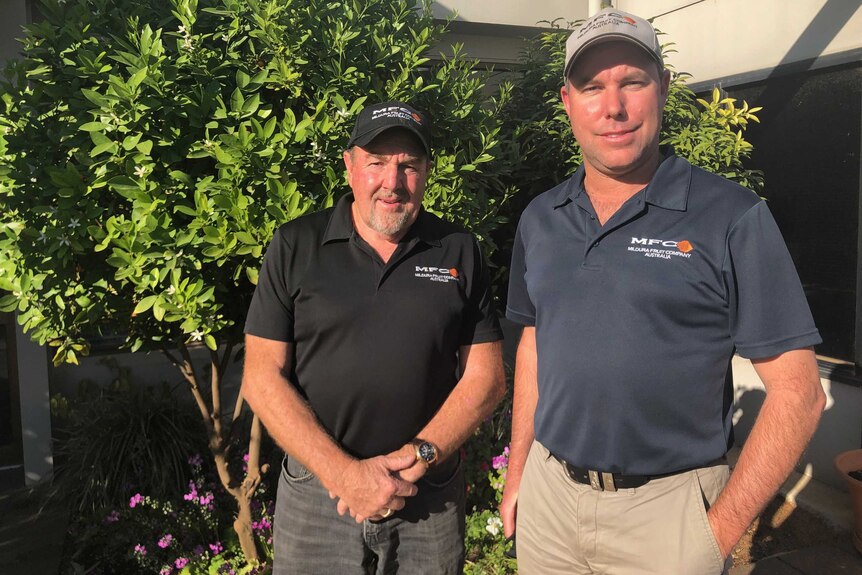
343, 129, 429, 242
561, 41, 670, 180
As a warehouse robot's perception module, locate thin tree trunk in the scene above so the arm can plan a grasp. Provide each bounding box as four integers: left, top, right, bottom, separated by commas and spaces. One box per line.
164, 339, 264, 565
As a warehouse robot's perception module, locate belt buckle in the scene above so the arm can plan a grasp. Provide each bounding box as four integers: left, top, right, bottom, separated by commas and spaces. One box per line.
586, 470, 617, 492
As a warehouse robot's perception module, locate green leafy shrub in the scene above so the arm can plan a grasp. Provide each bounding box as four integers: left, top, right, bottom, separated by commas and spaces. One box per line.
0, 0, 510, 364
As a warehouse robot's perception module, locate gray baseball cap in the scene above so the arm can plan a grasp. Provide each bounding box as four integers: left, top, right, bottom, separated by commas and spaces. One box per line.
564, 8, 662, 79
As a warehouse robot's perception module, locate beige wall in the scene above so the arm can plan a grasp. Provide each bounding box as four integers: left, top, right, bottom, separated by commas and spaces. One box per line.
432, 0, 586, 28
617, 0, 862, 87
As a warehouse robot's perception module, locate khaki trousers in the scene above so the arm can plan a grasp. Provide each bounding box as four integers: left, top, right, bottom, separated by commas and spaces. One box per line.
517, 441, 732, 575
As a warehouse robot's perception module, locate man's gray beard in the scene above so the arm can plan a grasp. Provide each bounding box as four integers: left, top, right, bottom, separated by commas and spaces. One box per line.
368, 206, 411, 237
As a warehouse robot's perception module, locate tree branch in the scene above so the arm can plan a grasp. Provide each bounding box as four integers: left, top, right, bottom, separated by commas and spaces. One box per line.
173, 343, 215, 440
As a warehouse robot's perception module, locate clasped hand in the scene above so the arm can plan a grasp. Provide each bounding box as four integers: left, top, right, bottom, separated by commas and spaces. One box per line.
329, 444, 428, 523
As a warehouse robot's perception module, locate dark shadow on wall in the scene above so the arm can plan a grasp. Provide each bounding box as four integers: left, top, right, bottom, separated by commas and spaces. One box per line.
715, 0, 862, 362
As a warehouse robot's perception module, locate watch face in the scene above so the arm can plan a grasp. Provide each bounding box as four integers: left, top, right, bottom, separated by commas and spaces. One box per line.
418, 442, 436, 463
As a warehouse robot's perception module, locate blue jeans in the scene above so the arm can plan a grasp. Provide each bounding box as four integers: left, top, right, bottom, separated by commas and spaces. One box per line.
272, 453, 466, 574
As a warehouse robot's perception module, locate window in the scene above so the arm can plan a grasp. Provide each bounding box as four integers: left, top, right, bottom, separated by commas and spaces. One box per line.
722, 62, 862, 364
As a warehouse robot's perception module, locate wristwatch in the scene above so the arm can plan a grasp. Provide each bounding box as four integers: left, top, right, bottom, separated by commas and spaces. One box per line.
411, 439, 439, 467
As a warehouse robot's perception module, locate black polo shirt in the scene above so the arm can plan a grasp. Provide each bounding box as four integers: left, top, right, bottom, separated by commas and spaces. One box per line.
245, 193, 502, 459
507, 153, 821, 475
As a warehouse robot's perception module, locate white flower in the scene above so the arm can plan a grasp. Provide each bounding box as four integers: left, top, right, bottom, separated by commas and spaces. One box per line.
67, 218, 80, 229
178, 25, 187, 35
60, 236, 71, 247
38, 231, 47, 243
336, 108, 349, 119
203, 139, 213, 148
166, 285, 176, 295
485, 516, 503, 537
30, 177, 37, 183
190, 330, 203, 342
183, 37, 193, 50
134, 165, 146, 178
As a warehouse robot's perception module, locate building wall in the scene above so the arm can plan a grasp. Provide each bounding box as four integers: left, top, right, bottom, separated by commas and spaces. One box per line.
617, 0, 862, 89
430, 0, 589, 66
432, 0, 585, 29
0, 0, 29, 64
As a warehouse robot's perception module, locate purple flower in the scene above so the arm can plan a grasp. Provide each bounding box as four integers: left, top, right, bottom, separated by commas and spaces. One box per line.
129, 493, 144, 508
158, 534, 173, 549
133, 544, 147, 557
175, 557, 189, 569
252, 517, 272, 532
104, 510, 120, 524
209, 541, 223, 555
183, 481, 198, 502
492, 446, 511, 471
188, 453, 203, 467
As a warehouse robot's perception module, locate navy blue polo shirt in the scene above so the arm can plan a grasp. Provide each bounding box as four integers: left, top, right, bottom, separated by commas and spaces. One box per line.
245, 193, 502, 459
507, 153, 821, 475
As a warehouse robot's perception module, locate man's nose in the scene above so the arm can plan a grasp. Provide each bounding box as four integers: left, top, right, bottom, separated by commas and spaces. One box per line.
381, 165, 402, 190
602, 87, 626, 119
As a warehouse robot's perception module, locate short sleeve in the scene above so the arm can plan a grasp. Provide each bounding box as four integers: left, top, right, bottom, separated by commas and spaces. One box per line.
506, 219, 536, 326
725, 201, 821, 358
459, 237, 503, 345
244, 228, 295, 342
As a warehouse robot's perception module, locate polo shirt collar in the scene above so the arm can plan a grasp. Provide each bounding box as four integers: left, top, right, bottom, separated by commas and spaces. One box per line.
321, 193, 441, 246
554, 148, 691, 212
643, 150, 690, 211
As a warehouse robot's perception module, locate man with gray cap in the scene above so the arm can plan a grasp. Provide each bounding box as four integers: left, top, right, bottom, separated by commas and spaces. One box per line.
243, 100, 504, 573
502, 8, 825, 574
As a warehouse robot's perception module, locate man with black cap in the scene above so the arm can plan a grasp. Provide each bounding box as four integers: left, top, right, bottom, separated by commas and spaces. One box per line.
502, 8, 825, 574
242, 100, 504, 574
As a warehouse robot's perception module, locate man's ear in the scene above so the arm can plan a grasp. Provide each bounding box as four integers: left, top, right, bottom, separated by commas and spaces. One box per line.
660, 68, 671, 106
560, 83, 573, 118
343, 149, 353, 186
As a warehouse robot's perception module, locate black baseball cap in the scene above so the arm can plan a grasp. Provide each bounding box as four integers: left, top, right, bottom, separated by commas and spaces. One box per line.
347, 101, 432, 157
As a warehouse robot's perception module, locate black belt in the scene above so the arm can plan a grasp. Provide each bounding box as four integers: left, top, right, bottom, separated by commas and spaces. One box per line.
551, 453, 690, 492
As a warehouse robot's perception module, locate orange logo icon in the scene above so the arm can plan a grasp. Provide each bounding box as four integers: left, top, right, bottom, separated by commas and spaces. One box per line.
677, 241, 693, 253
449, 268, 459, 278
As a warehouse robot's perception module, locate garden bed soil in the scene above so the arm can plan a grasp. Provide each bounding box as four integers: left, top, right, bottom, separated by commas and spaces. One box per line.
732, 495, 851, 566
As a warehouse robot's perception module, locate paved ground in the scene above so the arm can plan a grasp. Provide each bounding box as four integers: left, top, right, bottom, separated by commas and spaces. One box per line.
730, 543, 862, 574
0, 484, 67, 575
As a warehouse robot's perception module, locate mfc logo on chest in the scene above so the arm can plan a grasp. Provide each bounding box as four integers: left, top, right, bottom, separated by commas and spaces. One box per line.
415, 266, 460, 283
628, 237, 694, 260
